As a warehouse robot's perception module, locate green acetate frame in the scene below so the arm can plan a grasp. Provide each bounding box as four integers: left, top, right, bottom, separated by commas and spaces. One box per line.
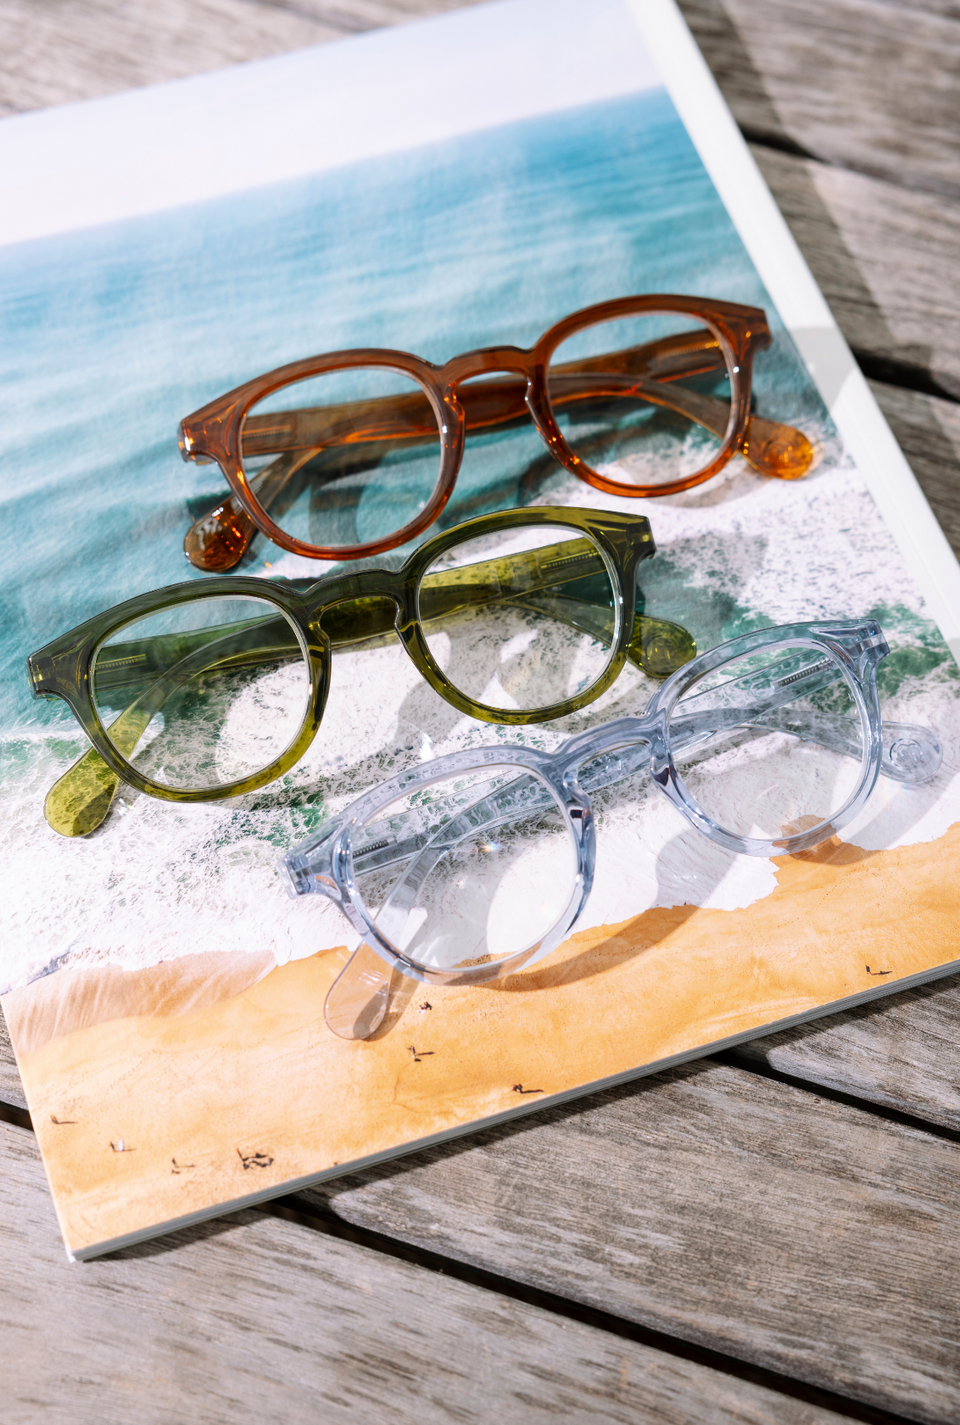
27, 507, 696, 836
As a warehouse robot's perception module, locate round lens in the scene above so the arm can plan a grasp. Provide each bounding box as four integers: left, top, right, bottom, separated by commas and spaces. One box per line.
91, 596, 311, 792
350, 764, 578, 974
419, 523, 619, 712
668, 642, 867, 841
547, 312, 733, 489
242, 366, 443, 553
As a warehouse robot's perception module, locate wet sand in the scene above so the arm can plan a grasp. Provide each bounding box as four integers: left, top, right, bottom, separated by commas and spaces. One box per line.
6, 824, 960, 1257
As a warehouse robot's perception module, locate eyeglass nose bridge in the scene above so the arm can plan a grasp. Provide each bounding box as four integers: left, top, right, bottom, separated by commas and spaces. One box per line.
299, 569, 407, 648
446, 344, 532, 382
444, 352, 540, 445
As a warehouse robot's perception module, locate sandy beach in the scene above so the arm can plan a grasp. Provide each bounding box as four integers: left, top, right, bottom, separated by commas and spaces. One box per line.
6, 820, 960, 1258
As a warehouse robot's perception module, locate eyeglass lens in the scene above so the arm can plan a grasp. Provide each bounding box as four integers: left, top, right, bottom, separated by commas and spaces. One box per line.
90, 595, 311, 792
349, 764, 578, 974
547, 312, 733, 487
668, 643, 866, 839
418, 524, 620, 712
241, 366, 444, 553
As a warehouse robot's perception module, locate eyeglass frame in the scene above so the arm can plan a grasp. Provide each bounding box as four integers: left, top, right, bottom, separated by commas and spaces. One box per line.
280, 618, 942, 999
178, 293, 814, 570
28, 506, 694, 832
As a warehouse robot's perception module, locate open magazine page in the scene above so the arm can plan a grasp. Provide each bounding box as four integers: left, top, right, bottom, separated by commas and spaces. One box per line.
1, 0, 958, 1257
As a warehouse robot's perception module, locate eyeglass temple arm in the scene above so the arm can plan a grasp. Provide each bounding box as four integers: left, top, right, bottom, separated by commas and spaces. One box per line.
43, 616, 301, 837
662, 657, 937, 781
184, 333, 815, 571
184, 447, 320, 572
293, 660, 943, 1035
235, 333, 812, 474
540, 333, 812, 481
409, 536, 696, 678
297, 672, 941, 891
501, 591, 695, 680
44, 540, 696, 836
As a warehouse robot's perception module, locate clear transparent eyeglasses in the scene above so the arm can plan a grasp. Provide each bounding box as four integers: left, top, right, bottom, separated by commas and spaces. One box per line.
280, 619, 941, 1040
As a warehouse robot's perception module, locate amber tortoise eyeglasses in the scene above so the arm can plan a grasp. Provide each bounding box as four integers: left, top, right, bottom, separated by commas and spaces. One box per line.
179, 294, 817, 572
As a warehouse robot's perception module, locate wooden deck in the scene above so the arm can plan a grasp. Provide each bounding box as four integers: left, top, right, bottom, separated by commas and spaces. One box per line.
2, 1, 959, 1420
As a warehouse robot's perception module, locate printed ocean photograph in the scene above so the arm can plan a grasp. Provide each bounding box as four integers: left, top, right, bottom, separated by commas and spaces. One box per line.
2, 14, 959, 1255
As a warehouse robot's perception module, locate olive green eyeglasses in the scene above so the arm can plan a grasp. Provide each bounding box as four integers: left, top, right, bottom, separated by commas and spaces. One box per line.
28, 507, 696, 837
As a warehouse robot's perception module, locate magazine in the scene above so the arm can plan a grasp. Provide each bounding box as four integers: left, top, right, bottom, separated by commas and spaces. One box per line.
2, 0, 958, 1259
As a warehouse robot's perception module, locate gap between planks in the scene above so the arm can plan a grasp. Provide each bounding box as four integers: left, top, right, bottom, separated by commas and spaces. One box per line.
751, 146, 960, 401
292, 1058, 960, 1423
6, 981, 960, 1419
0, 1114, 878, 1425
265, 1193, 918, 1425
677, 0, 960, 200
2, 0, 959, 209
5, 1032, 960, 1420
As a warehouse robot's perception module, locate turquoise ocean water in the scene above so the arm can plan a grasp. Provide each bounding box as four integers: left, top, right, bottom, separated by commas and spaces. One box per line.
4, 78, 959, 1001
0, 87, 828, 735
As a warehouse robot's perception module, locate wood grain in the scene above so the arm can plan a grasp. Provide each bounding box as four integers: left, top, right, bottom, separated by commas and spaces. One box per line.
0, 0, 479, 118
753, 146, 960, 397
868, 383, 960, 555
0, 1118, 853, 1425
678, 0, 960, 199
304, 1059, 960, 1423
732, 971, 960, 1131
0, 1004, 25, 1111
10, 822, 960, 1260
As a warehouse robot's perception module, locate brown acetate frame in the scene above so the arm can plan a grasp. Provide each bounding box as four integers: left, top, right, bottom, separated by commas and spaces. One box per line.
179, 295, 815, 570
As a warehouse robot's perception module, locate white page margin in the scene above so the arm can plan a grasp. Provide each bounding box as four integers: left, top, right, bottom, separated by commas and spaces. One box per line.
0, 0, 657, 249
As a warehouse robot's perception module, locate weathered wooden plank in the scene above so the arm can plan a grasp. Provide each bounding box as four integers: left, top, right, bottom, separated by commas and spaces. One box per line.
0, 1119, 853, 1425
678, 0, 960, 199
303, 1060, 960, 1423
869, 383, 960, 557
5, 0, 959, 209
0, 0, 478, 118
0, 1003, 26, 1111
0, 0, 340, 117
753, 147, 960, 397
731, 972, 960, 1132
0, 2, 951, 1413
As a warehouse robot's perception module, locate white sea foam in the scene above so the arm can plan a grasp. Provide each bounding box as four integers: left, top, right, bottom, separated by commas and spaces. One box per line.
4, 446, 959, 996
3, 84, 957, 997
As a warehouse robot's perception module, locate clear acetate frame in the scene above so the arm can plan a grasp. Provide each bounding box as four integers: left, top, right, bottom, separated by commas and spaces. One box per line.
280, 619, 942, 1040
